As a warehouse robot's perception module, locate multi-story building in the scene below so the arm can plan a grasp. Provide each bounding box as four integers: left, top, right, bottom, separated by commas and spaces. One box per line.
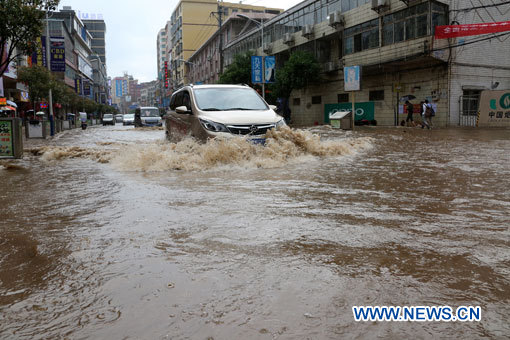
82, 17, 107, 66
189, 12, 280, 84
52, 7, 95, 101
223, 0, 510, 127
168, 0, 283, 88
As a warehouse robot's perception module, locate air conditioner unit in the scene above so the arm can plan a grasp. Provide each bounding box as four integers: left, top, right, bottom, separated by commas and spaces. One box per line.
302, 24, 313, 37
324, 61, 336, 73
328, 11, 344, 28
283, 33, 294, 44
263, 43, 272, 53
372, 0, 389, 11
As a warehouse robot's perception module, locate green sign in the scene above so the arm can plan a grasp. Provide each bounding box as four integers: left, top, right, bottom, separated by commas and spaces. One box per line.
324, 102, 375, 123
0, 120, 13, 157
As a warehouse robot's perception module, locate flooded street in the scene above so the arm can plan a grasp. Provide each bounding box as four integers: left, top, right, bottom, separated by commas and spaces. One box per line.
1, 125, 509, 339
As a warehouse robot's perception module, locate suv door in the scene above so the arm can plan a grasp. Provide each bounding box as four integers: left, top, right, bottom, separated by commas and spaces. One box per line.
166, 89, 194, 142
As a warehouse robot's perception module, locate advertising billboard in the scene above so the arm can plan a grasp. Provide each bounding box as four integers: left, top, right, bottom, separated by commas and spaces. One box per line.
264, 56, 275, 83
478, 90, 510, 127
115, 79, 123, 97
50, 37, 65, 72
251, 56, 263, 84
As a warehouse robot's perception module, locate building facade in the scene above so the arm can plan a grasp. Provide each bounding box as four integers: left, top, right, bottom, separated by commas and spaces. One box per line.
222, 0, 510, 127
168, 0, 282, 89
82, 18, 107, 66
189, 12, 280, 84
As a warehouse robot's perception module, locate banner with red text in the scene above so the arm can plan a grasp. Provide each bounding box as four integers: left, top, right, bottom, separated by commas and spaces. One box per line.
434, 21, 510, 39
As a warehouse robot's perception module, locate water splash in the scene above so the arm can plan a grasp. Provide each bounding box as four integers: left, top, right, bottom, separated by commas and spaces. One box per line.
27, 127, 374, 171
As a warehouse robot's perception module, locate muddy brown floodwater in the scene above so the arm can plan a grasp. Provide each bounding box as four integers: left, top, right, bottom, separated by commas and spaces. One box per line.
1, 125, 509, 339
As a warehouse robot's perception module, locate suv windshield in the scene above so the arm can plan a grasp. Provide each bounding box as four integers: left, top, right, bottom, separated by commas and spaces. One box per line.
141, 108, 160, 117
104, 114, 113, 118
194, 88, 268, 111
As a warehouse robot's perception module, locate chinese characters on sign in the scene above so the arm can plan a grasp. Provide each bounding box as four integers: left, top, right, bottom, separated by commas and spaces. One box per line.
31, 37, 47, 67
251, 56, 263, 84
434, 20, 510, 39
478, 91, 510, 127
50, 37, 66, 72
0, 120, 13, 158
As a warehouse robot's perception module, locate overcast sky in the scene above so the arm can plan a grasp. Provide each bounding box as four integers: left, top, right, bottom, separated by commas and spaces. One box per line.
58, 0, 303, 83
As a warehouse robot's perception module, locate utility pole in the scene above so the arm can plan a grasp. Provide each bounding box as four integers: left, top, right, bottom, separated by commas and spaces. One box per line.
218, 1, 224, 74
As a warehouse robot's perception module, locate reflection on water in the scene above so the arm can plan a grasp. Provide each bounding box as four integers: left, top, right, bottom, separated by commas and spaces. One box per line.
1, 124, 509, 339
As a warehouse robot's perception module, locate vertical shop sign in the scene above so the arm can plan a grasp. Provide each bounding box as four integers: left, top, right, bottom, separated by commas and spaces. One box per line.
50, 37, 65, 72
0, 120, 13, 157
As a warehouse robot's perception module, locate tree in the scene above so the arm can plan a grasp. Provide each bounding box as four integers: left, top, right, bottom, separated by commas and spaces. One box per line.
0, 0, 60, 77
218, 51, 253, 85
272, 51, 321, 98
17, 64, 52, 108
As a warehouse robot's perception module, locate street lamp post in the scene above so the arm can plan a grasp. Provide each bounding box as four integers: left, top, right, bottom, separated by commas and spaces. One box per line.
45, 12, 54, 136
237, 14, 266, 99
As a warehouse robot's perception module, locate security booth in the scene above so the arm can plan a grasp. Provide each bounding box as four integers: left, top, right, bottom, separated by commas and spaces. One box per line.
26, 111, 48, 139
0, 118, 23, 159
329, 110, 353, 130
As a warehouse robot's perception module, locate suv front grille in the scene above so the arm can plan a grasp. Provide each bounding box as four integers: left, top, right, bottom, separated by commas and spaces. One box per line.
226, 124, 275, 136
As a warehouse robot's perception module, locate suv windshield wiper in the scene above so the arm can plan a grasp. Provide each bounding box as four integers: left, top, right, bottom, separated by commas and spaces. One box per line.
201, 108, 221, 111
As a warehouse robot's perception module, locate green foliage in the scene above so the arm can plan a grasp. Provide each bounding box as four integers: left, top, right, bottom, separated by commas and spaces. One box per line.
273, 51, 321, 98
0, 0, 60, 77
218, 51, 253, 85
17, 65, 52, 102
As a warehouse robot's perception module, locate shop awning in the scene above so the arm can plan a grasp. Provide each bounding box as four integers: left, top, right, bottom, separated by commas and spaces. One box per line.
0, 105, 16, 111
6, 100, 17, 108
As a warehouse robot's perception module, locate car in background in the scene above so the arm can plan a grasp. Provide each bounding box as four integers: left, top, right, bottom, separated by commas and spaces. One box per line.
139, 107, 162, 127
102, 114, 115, 126
123, 114, 135, 125
115, 114, 123, 123
165, 84, 285, 143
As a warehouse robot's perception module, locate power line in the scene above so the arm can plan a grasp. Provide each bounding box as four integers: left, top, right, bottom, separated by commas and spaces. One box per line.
450, 0, 510, 12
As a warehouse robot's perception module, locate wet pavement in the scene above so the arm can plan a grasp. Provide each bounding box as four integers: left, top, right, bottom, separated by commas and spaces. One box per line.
1, 124, 509, 339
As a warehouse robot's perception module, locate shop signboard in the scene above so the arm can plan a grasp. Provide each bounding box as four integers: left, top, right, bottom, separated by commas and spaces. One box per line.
478, 90, 510, 127
31, 37, 47, 67
50, 37, 66, 72
251, 56, 263, 84
0, 120, 13, 157
324, 102, 375, 123
264, 56, 275, 83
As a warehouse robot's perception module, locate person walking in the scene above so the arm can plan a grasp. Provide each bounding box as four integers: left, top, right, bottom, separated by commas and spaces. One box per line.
405, 100, 415, 127
421, 100, 431, 129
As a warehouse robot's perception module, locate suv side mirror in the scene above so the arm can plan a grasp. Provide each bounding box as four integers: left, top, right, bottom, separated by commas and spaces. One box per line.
175, 106, 191, 114
269, 105, 277, 111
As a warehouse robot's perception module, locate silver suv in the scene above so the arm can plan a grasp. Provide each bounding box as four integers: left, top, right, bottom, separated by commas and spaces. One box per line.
165, 84, 285, 143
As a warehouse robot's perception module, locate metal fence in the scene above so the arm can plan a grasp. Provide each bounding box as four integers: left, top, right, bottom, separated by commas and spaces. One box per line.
459, 94, 480, 127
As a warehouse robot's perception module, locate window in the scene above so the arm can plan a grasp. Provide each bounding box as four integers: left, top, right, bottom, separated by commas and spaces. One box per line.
312, 96, 322, 104
293, 98, 301, 106
344, 19, 379, 55
382, 2, 434, 46
338, 93, 349, 103
369, 90, 384, 101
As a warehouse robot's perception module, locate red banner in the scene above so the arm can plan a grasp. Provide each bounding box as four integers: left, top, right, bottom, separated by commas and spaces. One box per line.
435, 21, 510, 39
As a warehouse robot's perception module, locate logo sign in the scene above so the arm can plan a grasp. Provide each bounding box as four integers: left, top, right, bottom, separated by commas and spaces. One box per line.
344, 66, 361, 92
77, 11, 104, 21
264, 56, 275, 84
251, 56, 263, 84
40, 103, 48, 108
478, 90, 510, 127
324, 102, 375, 123
0, 120, 14, 158
500, 93, 510, 109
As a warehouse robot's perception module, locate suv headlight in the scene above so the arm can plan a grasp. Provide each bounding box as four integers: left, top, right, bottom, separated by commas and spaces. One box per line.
275, 118, 286, 129
199, 119, 229, 132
